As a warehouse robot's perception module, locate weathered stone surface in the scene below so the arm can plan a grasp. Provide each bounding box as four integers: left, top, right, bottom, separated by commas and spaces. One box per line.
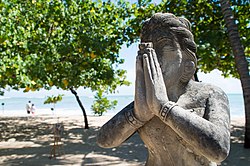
97, 13, 230, 166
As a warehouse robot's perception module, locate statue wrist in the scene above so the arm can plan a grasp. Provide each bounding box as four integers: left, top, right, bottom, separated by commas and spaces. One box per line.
159, 101, 177, 121
125, 109, 145, 129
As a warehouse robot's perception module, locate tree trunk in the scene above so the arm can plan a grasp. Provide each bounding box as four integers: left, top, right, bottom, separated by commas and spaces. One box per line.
220, 0, 250, 148
70, 88, 89, 129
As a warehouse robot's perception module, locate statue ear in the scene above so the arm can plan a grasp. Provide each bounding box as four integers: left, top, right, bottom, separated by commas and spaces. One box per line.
180, 61, 196, 83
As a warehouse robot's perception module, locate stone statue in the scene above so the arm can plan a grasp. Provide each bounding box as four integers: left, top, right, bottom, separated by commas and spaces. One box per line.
97, 13, 230, 166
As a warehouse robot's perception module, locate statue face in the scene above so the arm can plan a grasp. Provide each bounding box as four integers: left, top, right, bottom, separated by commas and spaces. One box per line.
154, 38, 183, 87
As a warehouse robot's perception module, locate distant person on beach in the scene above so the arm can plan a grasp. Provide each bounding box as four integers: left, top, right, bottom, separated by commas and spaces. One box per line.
31, 104, 36, 115
26, 101, 32, 114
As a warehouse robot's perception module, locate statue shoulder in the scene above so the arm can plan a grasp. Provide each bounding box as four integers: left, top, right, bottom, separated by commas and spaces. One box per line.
193, 82, 228, 100
189, 81, 228, 98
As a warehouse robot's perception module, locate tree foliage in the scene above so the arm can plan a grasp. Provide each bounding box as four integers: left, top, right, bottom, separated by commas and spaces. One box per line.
91, 89, 118, 116
126, 0, 249, 78
0, 0, 131, 91
44, 94, 64, 105
0, 0, 131, 116
0, 0, 249, 118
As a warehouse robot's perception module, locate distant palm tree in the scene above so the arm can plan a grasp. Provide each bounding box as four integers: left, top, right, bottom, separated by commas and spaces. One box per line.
220, 0, 250, 148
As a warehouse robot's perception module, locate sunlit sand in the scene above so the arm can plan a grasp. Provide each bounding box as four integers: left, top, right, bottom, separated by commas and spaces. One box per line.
0, 115, 249, 165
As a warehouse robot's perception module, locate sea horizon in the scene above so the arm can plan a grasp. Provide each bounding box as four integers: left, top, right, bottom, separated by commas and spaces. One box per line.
0, 93, 245, 118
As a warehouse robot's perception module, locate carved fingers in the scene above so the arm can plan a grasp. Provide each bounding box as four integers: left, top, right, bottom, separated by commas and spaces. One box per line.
143, 53, 153, 86
142, 47, 168, 114
143, 48, 164, 82
134, 51, 154, 122
135, 54, 146, 103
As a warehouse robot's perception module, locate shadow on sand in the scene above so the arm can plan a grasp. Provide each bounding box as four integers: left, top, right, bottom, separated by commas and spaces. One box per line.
0, 116, 146, 166
220, 124, 250, 166
1, 116, 250, 166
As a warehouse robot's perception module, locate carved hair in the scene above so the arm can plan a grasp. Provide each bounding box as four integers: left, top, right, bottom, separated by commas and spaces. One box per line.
140, 13, 197, 67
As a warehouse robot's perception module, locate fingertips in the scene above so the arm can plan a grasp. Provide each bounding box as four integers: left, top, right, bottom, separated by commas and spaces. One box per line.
142, 53, 149, 68
142, 53, 149, 71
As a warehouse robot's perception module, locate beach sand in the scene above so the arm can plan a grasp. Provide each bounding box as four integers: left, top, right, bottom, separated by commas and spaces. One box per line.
0, 115, 249, 166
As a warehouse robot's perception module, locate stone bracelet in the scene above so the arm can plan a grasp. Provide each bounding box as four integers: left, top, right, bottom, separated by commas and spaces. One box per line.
159, 101, 177, 121
125, 110, 145, 129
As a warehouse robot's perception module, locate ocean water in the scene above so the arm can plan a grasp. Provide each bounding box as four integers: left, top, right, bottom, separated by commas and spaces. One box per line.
0, 94, 244, 118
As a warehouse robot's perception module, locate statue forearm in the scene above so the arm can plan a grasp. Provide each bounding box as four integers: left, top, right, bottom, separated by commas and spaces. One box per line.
97, 101, 144, 148
160, 104, 230, 162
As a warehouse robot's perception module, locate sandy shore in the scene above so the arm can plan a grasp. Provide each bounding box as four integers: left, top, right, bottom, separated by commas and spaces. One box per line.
0, 115, 249, 166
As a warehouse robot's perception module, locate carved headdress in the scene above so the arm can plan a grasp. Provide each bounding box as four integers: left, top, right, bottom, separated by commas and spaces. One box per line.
140, 13, 197, 67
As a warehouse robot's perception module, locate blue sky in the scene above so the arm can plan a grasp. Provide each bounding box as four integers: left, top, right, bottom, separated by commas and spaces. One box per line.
3, 43, 242, 98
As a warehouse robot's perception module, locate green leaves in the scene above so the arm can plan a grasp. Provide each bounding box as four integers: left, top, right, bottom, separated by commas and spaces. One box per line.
91, 89, 118, 116
0, 0, 132, 94
0, 0, 134, 115
1, 0, 248, 113
126, 0, 249, 78
44, 94, 64, 104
